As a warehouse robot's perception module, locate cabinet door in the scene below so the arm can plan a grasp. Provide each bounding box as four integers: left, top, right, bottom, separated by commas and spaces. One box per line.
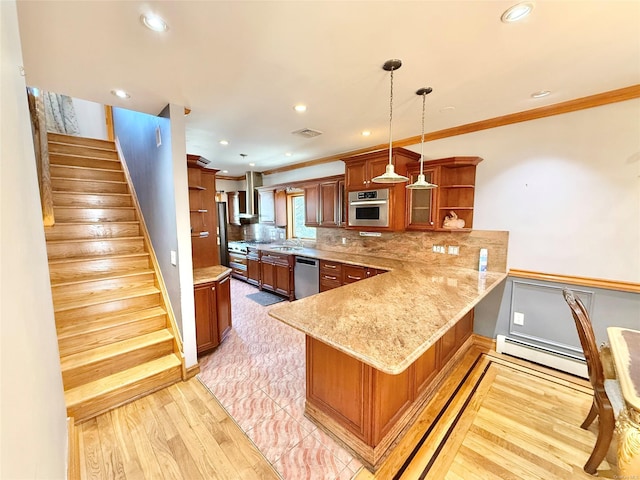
367, 157, 391, 184
274, 263, 292, 298
406, 168, 436, 230
319, 181, 338, 227
343, 265, 367, 284
261, 261, 276, 291
275, 189, 287, 227
227, 192, 240, 226
194, 284, 218, 354
258, 190, 275, 224
216, 275, 232, 342
304, 183, 320, 226
345, 162, 367, 189
246, 256, 260, 287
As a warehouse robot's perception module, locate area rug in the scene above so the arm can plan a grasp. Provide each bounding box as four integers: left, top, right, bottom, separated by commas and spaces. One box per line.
245, 291, 286, 306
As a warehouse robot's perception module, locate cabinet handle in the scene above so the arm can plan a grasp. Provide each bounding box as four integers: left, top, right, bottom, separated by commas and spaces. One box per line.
323, 275, 337, 280
347, 275, 361, 280
211, 286, 216, 291
363, 181, 367, 185
324, 264, 336, 269
219, 276, 230, 284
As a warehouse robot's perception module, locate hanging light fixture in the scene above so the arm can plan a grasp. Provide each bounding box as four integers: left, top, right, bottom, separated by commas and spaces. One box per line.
372, 59, 409, 184
407, 87, 438, 190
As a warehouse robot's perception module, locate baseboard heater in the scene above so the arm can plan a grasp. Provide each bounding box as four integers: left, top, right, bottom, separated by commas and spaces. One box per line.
496, 334, 588, 379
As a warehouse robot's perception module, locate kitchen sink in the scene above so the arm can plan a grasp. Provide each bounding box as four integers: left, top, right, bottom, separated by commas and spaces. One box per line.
271, 245, 302, 251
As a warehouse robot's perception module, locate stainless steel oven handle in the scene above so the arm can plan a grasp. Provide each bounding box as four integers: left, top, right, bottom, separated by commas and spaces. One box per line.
349, 200, 387, 206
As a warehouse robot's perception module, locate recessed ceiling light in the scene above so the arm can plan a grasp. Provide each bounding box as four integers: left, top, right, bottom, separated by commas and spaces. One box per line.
294, 104, 307, 113
285, 152, 292, 157
141, 14, 168, 32
111, 89, 130, 99
361, 131, 371, 137
222, 170, 229, 173
440, 106, 456, 113
501, 2, 534, 23
249, 162, 255, 167
531, 90, 551, 98
219, 140, 229, 146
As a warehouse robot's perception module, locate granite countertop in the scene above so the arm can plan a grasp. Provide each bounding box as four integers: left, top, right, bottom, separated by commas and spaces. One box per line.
193, 265, 232, 285
267, 248, 507, 375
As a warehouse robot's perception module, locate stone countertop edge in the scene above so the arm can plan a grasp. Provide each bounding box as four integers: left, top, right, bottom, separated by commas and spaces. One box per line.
266, 247, 507, 375
193, 266, 232, 285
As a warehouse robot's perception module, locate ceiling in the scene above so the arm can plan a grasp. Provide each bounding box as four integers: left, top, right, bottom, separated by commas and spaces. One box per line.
16, 1, 640, 177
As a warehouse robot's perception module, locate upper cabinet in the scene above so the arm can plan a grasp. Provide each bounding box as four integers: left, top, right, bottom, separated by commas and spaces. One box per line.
257, 187, 275, 224
343, 148, 419, 232
227, 191, 246, 226
274, 189, 287, 227
406, 156, 482, 232
303, 175, 344, 228
187, 155, 219, 268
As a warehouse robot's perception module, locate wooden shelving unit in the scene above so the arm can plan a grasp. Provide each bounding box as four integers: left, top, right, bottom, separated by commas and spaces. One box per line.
187, 154, 219, 268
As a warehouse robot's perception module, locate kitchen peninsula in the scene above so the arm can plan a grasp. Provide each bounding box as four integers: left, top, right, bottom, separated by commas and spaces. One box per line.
268, 240, 507, 470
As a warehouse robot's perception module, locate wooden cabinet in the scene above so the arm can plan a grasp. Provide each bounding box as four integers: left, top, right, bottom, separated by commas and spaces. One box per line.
319, 260, 342, 292
257, 188, 275, 224
193, 273, 232, 355
246, 247, 260, 287
260, 252, 294, 301
406, 157, 482, 231
305, 308, 475, 468
342, 264, 385, 284
343, 148, 420, 232
228, 251, 247, 280
227, 191, 246, 226
303, 175, 344, 228
187, 155, 219, 268
275, 189, 287, 227
406, 166, 437, 230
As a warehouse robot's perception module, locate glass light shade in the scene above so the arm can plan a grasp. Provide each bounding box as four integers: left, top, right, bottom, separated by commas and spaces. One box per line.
372, 164, 409, 183
406, 173, 437, 190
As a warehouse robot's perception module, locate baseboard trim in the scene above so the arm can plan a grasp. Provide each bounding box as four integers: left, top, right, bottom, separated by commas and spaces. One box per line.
186, 363, 200, 379
67, 417, 80, 480
508, 269, 640, 293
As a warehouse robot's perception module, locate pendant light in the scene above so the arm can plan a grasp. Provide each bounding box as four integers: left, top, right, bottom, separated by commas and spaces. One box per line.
407, 87, 438, 190
372, 59, 409, 184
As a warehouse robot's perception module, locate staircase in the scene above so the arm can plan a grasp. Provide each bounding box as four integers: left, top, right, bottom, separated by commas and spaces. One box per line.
44, 132, 184, 423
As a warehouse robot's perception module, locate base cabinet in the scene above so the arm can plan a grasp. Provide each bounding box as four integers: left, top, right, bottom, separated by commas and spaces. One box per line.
260, 252, 294, 301
246, 247, 260, 287
194, 273, 232, 355
305, 309, 474, 469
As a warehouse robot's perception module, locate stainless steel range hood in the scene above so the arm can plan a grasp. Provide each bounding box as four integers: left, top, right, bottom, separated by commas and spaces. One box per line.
238, 171, 262, 220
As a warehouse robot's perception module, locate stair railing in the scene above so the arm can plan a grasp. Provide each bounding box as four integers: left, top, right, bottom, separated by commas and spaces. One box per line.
26, 87, 55, 226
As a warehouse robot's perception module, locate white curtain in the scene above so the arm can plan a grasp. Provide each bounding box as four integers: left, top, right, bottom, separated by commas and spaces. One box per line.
43, 92, 80, 135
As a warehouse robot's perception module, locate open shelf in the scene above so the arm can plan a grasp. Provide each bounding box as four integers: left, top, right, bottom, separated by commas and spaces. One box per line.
189, 185, 206, 191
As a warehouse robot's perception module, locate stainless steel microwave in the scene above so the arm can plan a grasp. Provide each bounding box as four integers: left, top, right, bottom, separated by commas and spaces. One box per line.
348, 188, 389, 228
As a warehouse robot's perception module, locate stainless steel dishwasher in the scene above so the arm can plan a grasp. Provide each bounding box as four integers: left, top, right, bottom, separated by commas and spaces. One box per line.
294, 256, 319, 300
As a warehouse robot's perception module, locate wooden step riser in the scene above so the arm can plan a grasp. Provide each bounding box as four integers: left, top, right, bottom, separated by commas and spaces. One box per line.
48, 133, 114, 150
48, 142, 118, 160
48, 255, 151, 284
62, 336, 175, 390
52, 271, 156, 302
50, 153, 122, 171
52, 178, 128, 194
57, 314, 167, 357
47, 237, 145, 260
53, 207, 137, 223
55, 292, 162, 326
66, 361, 182, 423
50, 165, 125, 182
52, 192, 132, 209
45, 222, 140, 241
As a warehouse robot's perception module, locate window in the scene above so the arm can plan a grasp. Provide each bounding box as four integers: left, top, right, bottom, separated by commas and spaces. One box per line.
289, 194, 316, 239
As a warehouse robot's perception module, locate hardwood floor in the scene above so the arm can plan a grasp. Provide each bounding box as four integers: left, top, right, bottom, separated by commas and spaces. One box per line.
78, 378, 280, 480
355, 348, 618, 480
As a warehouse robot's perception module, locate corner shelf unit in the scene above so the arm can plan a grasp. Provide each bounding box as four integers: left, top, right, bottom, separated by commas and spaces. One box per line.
187, 154, 219, 268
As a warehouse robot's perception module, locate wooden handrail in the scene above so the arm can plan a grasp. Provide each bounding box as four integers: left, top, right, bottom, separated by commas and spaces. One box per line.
26, 87, 55, 226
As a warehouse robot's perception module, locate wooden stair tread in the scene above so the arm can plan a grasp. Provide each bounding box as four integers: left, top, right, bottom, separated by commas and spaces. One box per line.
46, 235, 144, 245
50, 164, 124, 175
49, 152, 121, 163
47, 133, 115, 149
51, 176, 127, 185
64, 354, 182, 407
54, 284, 160, 312
49, 140, 117, 153
57, 306, 167, 339
60, 329, 174, 372
52, 206, 135, 210
52, 191, 131, 197
48, 252, 149, 265
51, 268, 155, 288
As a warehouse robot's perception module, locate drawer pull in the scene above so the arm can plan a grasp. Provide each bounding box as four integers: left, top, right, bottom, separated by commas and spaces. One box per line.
324, 264, 337, 269
347, 275, 361, 280
323, 275, 337, 280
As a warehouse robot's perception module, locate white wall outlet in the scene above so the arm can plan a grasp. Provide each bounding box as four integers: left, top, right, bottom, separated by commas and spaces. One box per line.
170, 250, 177, 266
341, 237, 347, 245
513, 311, 525, 326
448, 245, 460, 255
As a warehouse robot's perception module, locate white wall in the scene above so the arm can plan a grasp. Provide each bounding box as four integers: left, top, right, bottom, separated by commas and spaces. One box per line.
264, 160, 344, 185
72, 97, 107, 140
405, 100, 640, 283
1, 1, 68, 478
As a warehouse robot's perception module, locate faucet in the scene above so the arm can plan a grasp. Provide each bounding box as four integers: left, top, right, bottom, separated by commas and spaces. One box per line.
283, 238, 303, 248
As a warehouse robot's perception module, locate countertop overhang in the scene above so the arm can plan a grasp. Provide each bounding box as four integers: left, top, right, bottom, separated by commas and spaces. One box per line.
267, 246, 507, 375
193, 265, 232, 285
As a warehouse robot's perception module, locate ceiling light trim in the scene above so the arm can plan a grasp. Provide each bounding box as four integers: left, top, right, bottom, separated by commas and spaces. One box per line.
140, 14, 168, 32
501, 2, 534, 23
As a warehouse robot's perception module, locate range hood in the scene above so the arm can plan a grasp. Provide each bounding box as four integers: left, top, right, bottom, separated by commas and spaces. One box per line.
238, 171, 263, 220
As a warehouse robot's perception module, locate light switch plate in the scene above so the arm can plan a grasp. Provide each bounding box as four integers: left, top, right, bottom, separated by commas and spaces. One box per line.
170, 250, 177, 266
513, 311, 525, 326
